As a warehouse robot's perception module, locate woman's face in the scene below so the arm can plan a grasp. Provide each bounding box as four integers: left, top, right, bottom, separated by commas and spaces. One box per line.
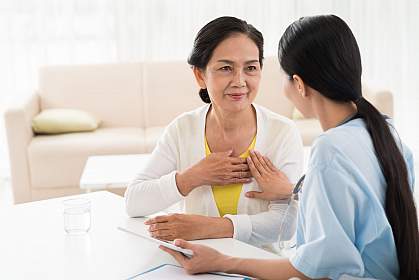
197, 33, 261, 113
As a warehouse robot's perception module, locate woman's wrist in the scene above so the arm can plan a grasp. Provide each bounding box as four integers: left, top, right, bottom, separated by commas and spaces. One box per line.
276, 182, 294, 200
175, 171, 192, 196
204, 217, 234, 238
219, 255, 242, 274
175, 169, 201, 196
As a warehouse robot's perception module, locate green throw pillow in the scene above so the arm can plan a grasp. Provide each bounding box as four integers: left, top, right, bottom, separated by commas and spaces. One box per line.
32, 109, 100, 134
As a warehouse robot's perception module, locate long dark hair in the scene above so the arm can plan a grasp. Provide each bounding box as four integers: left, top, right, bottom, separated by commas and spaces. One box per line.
188, 16, 264, 103
278, 15, 418, 278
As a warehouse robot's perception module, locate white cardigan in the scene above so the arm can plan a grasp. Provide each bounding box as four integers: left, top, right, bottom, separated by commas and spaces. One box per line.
125, 104, 303, 247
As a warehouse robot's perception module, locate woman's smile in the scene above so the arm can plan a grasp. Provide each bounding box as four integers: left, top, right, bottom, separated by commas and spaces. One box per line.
226, 92, 247, 101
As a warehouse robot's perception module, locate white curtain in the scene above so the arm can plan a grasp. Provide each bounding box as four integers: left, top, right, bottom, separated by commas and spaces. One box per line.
1, 0, 419, 178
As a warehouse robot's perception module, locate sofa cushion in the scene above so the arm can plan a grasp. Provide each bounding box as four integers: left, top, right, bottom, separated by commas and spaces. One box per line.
32, 109, 100, 134
38, 63, 144, 128
28, 127, 145, 189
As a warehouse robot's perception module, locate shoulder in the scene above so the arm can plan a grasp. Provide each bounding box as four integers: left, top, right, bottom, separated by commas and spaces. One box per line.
304, 137, 360, 197
309, 119, 368, 167
165, 105, 208, 132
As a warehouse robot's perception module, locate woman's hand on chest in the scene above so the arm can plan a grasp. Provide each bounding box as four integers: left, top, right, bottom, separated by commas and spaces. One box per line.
176, 151, 252, 195
245, 150, 293, 201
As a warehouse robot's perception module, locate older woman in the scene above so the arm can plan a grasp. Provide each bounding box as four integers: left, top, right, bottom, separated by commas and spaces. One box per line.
125, 16, 303, 248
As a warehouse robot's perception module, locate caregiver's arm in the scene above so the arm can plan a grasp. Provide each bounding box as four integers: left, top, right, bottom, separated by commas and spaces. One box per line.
222, 257, 309, 280
161, 239, 311, 280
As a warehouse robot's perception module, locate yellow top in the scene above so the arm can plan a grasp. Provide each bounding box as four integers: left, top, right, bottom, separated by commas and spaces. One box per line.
205, 136, 256, 217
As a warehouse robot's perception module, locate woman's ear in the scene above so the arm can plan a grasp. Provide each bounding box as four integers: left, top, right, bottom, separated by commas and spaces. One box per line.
292, 74, 308, 98
192, 67, 207, 89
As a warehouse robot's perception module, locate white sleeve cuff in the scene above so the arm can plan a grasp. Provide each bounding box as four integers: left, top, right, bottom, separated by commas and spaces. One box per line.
160, 171, 184, 205
224, 214, 252, 243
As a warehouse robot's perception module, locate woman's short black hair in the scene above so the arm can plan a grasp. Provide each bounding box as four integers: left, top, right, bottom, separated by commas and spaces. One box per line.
188, 16, 264, 103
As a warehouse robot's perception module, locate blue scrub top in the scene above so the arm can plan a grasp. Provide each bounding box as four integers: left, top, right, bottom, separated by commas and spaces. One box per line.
290, 118, 415, 279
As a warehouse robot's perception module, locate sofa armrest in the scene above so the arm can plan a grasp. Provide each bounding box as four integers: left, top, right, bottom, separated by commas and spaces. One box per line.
364, 88, 393, 117
4, 93, 40, 203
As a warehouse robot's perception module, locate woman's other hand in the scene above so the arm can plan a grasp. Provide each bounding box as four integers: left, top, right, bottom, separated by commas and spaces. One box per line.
145, 213, 233, 241
176, 150, 252, 196
160, 239, 228, 275
162, 239, 309, 279
245, 150, 293, 201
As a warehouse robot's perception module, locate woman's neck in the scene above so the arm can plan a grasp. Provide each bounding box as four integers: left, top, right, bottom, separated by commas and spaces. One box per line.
316, 99, 358, 131
207, 105, 256, 137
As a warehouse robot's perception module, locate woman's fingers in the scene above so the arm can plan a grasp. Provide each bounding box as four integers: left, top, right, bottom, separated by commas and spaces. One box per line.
174, 239, 194, 249
231, 163, 250, 172
249, 150, 268, 174
159, 245, 188, 264
148, 221, 171, 232
245, 191, 269, 200
232, 171, 252, 178
264, 156, 279, 173
247, 156, 261, 179
254, 151, 270, 172
229, 157, 247, 165
150, 229, 173, 240
144, 215, 169, 225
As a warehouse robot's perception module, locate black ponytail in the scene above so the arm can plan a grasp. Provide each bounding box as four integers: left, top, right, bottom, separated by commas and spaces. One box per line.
356, 97, 419, 278
278, 15, 419, 278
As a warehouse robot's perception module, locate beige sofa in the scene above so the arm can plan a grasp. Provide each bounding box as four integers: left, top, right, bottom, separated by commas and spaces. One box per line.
4, 57, 393, 203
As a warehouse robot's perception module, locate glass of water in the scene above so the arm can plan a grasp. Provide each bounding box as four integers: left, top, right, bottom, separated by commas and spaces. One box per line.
63, 198, 91, 234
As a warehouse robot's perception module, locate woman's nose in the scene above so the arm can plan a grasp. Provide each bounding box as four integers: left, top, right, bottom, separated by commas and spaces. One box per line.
232, 69, 246, 87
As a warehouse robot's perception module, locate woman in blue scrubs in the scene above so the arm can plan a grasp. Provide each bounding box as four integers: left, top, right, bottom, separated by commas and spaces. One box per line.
160, 15, 419, 279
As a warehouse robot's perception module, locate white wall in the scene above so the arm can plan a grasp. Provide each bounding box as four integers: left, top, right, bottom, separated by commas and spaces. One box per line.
1, 0, 419, 179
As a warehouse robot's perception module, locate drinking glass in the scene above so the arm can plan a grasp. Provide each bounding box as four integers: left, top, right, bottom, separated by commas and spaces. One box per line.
63, 198, 91, 234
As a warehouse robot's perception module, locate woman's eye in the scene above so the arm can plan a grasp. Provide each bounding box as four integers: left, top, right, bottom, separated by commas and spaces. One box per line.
246, 65, 257, 71
219, 66, 232, 71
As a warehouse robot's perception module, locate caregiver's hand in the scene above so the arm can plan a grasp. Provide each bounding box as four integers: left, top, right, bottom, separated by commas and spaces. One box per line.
176, 150, 252, 196
160, 239, 229, 275
245, 150, 293, 201
145, 213, 233, 241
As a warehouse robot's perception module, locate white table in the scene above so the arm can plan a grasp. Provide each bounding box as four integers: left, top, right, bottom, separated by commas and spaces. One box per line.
80, 154, 151, 191
0, 191, 281, 280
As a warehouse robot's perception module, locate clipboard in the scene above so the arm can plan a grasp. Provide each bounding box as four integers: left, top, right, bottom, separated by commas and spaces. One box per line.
117, 226, 194, 257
